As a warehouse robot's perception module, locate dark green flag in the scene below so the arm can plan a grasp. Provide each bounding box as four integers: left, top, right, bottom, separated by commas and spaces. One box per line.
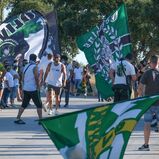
76, 4, 131, 99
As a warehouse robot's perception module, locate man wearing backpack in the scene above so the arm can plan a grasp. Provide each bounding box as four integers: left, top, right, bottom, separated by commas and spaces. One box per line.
109, 53, 136, 102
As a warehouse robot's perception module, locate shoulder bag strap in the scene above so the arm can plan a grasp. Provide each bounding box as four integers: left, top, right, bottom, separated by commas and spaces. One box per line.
23, 63, 34, 75
121, 60, 129, 85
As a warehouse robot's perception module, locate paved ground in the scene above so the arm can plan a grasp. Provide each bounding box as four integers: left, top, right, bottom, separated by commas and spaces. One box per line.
0, 96, 159, 159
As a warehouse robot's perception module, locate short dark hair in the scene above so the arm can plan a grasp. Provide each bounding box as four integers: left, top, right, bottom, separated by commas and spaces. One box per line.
29, 54, 37, 62
150, 55, 158, 64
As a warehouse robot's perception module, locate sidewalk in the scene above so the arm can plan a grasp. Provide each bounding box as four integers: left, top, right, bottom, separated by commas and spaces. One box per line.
0, 97, 159, 159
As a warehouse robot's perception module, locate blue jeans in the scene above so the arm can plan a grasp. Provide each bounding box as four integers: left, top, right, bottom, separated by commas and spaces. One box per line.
1, 88, 11, 107
75, 79, 81, 90
60, 80, 70, 105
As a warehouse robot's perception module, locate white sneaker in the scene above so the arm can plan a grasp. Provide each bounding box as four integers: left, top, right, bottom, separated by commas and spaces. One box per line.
48, 109, 53, 115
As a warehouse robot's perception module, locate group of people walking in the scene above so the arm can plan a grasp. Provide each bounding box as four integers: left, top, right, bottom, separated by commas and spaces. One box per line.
110, 53, 159, 151
0, 52, 92, 121
0, 51, 158, 151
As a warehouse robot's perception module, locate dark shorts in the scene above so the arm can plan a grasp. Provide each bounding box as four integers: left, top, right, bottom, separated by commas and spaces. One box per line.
21, 90, 42, 109
47, 84, 61, 95
113, 84, 131, 102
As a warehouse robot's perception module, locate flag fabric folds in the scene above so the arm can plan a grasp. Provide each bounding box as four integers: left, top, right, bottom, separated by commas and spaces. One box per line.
0, 10, 48, 62
40, 95, 159, 159
45, 11, 60, 55
76, 4, 131, 99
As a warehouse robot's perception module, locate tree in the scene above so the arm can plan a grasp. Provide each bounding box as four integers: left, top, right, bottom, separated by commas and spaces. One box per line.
0, 0, 10, 24
43, 0, 123, 57
3, 0, 159, 61
7, 0, 53, 18
127, 0, 159, 62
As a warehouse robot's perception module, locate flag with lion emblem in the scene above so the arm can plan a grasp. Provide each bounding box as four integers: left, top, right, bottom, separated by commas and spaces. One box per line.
40, 95, 159, 159
76, 4, 131, 99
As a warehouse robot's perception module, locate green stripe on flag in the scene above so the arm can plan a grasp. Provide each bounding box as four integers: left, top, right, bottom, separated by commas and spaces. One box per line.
40, 95, 159, 159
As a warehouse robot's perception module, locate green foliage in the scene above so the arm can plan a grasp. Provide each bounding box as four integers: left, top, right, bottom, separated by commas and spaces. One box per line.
0, 0, 10, 23
2, 0, 159, 61
7, 0, 52, 17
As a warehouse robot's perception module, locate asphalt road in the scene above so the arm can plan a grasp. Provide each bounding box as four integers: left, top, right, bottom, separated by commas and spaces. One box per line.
0, 96, 159, 159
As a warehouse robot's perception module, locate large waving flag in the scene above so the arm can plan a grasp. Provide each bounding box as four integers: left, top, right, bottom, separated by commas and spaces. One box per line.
76, 4, 131, 99
0, 10, 48, 62
40, 95, 159, 159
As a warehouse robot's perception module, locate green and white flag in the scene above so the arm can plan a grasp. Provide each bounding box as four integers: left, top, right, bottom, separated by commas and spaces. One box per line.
76, 4, 131, 99
40, 95, 159, 159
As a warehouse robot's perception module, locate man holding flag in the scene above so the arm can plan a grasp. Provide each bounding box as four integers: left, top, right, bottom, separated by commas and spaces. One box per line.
76, 3, 132, 100
110, 53, 136, 102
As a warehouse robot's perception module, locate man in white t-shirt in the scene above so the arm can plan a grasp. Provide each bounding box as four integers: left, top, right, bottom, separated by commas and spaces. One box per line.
110, 53, 136, 102
74, 63, 83, 96
1, 65, 14, 108
39, 52, 53, 107
39, 52, 53, 85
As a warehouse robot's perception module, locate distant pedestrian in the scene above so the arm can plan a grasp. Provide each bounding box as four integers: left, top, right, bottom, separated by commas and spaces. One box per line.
60, 55, 73, 107
14, 54, 42, 124
10, 64, 19, 107
74, 62, 83, 96
0, 65, 14, 108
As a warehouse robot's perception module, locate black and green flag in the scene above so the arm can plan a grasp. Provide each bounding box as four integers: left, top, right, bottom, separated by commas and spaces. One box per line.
0, 10, 48, 62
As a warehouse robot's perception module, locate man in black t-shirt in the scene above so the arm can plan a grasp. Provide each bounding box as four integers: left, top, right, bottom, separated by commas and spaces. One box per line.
138, 55, 159, 151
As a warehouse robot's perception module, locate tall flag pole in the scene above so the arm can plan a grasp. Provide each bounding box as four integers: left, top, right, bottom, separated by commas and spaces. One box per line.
40, 95, 159, 159
0, 10, 48, 62
45, 10, 60, 55
76, 4, 131, 99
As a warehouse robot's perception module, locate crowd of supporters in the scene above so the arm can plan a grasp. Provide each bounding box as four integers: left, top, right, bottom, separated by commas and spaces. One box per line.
0, 53, 93, 113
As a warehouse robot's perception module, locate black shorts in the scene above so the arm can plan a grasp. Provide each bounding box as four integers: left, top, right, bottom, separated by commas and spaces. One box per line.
21, 90, 42, 109
47, 84, 61, 95
113, 84, 131, 102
